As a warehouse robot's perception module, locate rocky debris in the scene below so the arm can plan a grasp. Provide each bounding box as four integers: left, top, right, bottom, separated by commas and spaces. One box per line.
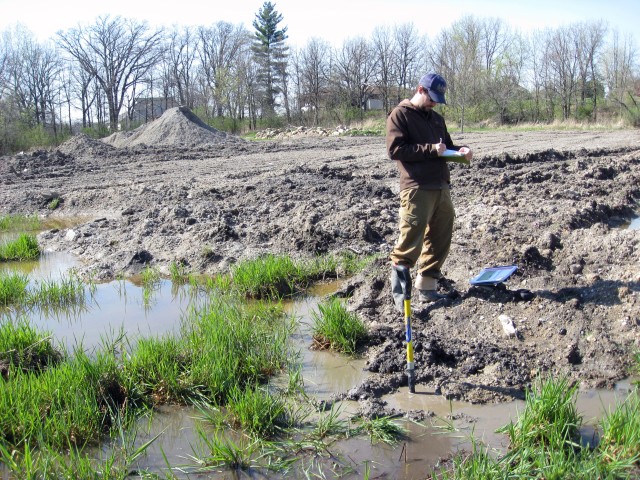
255, 125, 353, 139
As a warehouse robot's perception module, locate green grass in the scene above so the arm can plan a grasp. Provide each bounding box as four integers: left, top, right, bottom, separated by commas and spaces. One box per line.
139, 265, 161, 306
230, 254, 306, 299
193, 429, 262, 471
0, 214, 40, 232
0, 318, 62, 373
499, 376, 581, 451
0, 351, 135, 449
0, 429, 156, 479
0, 233, 40, 261
47, 197, 60, 210
351, 416, 407, 445
227, 252, 375, 300
311, 297, 368, 355
435, 376, 640, 480
28, 272, 87, 308
224, 384, 290, 438
0, 270, 87, 309
169, 260, 190, 284
0, 272, 29, 306
599, 391, 640, 468
125, 292, 293, 407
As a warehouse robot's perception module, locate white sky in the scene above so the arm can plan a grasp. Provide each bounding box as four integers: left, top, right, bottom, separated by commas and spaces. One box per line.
1, 0, 638, 47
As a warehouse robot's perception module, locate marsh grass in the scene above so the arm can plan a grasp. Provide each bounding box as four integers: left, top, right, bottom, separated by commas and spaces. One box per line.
499, 376, 581, 451
0, 318, 62, 373
599, 390, 640, 468
0, 351, 129, 449
28, 272, 86, 308
169, 260, 190, 284
228, 385, 290, 438
0, 272, 29, 306
125, 334, 195, 404
0, 431, 156, 479
230, 254, 304, 299
229, 252, 376, 300
311, 297, 367, 355
193, 429, 261, 472
140, 265, 161, 306
0, 233, 40, 261
0, 270, 87, 310
126, 293, 292, 407
351, 416, 408, 445
0, 214, 40, 232
435, 377, 640, 479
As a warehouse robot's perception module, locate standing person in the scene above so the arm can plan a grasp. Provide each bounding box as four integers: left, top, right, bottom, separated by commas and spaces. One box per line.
386, 73, 473, 312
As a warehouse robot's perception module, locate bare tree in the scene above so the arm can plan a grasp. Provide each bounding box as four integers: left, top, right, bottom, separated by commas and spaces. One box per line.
435, 16, 482, 131
392, 23, 421, 102
575, 21, 607, 120
2, 27, 62, 131
299, 37, 331, 125
57, 15, 164, 131
483, 21, 529, 123
334, 36, 377, 121
371, 25, 396, 112
165, 26, 199, 109
198, 22, 250, 118
0, 31, 9, 100
547, 25, 581, 119
601, 29, 638, 119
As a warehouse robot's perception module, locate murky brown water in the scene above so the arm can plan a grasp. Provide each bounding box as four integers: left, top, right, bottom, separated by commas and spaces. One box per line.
1, 251, 636, 478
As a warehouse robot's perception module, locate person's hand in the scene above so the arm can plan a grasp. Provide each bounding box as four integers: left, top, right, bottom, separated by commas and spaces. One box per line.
458, 146, 473, 162
434, 137, 446, 156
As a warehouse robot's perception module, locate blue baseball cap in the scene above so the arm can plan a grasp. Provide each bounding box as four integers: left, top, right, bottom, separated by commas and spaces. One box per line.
419, 73, 447, 104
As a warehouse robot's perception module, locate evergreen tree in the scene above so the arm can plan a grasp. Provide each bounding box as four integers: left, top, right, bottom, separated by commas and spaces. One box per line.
252, 1, 289, 118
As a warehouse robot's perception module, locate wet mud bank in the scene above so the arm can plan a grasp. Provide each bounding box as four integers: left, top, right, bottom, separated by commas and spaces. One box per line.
1, 112, 638, 407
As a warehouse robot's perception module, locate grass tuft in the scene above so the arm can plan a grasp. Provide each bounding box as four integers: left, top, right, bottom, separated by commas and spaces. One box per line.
311, 297, 367, 355
0, 318, 62, 374
0, 272, 29, 306
0, 233, 40, 261
0, 214, 40, 232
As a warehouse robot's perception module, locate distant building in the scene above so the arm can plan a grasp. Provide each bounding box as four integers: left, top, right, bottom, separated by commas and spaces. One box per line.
366, 98, 384, 110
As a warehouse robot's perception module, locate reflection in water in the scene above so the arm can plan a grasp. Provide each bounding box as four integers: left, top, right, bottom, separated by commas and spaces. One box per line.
1, 251, 205, 353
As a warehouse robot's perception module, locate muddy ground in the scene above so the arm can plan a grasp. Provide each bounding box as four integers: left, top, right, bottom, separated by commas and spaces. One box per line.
1, 107, 639, 408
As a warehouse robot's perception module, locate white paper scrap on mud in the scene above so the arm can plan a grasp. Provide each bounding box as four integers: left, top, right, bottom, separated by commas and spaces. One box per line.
498, 314, 517, 336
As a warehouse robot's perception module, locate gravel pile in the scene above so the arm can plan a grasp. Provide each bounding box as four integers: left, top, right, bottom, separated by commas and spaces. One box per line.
101, 106, 242, 148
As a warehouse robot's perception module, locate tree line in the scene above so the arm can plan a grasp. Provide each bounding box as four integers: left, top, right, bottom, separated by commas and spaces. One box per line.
0, 1, 638, 154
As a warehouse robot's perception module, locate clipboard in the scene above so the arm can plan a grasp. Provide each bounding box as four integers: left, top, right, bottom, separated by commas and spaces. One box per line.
470, 266, 518, 286
443, 149, 470, 165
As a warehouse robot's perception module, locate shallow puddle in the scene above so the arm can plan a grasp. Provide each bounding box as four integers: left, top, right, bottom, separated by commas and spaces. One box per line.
1, 250, 637, 478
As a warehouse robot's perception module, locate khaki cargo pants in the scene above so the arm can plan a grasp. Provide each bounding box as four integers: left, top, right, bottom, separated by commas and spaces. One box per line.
389, 188, 455, 285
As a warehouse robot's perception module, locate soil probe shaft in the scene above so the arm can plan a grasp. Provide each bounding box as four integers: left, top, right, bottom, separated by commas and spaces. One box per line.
393, 264, 416, 393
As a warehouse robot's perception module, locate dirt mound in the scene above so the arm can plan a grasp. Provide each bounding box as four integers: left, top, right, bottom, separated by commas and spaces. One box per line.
57, 133, 115, 157
102, 107, 242, 148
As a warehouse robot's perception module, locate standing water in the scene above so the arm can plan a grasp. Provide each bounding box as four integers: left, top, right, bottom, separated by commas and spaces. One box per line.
1, 249, 636, 478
